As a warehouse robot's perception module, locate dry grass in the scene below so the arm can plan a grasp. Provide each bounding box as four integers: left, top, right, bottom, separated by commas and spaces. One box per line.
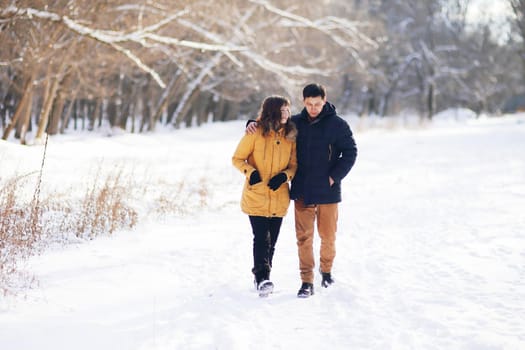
147, 177, 210, 218
1, 133, 211, 295
0, 175, 42, 294
75, 169, 138, 239
0, 168, 211, 296
0, 170, 139, 295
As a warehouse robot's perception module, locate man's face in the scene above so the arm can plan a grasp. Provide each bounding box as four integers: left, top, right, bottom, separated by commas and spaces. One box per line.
304, 96, 326, 118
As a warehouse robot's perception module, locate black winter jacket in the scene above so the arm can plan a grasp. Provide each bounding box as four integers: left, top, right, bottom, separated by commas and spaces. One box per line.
290, 102, 357, 205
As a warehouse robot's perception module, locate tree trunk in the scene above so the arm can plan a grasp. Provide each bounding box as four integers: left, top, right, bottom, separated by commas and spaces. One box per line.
196, 92, 212, 126
1, 87, 17, 130
17, 87, 34, 144
126, 100, 136, 132
226, 101, 239, 121
212, 98, 226, 122
426, 83, 435, 120
47, 90, 66, 135
35, 74, 61, 140
139, 90, 151, 133
380, 91, 392, 117
173, 87, 202, 128
107, 99, 118, 127
118, 79, 133, 130
60, 97, 76, 134
171, 53, 222, 127
150, 70, 182, 131
2, 76, 33, 141
88, 98, 102, 131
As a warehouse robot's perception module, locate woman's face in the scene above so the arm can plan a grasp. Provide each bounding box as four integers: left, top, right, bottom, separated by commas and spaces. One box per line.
280, 105, 291, 124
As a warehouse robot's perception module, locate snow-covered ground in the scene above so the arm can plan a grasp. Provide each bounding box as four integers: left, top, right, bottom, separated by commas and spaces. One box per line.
1, 112, 524, 349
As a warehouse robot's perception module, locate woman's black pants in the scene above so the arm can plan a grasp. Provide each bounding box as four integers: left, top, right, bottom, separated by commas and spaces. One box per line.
249, 216, 283, 284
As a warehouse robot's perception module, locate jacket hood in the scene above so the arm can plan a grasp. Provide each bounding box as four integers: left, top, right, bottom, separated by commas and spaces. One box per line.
299, 101, 337, 122
285, 121, 298, 141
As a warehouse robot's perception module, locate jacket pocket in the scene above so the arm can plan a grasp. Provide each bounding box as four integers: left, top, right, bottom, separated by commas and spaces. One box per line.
242, 182, 267, 210
274, 186, 291, 215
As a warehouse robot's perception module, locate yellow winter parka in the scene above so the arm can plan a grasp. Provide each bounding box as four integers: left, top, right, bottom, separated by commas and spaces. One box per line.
232, 126, 297, 217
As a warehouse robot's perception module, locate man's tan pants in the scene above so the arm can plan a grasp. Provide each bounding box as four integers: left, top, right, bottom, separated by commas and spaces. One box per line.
294, 199, 338, 284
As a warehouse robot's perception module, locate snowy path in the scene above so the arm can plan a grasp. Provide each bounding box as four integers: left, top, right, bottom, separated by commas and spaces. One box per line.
1, 116, 524, 349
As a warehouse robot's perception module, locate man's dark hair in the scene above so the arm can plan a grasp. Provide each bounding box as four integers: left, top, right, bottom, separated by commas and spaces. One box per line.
303, 83, 326, 99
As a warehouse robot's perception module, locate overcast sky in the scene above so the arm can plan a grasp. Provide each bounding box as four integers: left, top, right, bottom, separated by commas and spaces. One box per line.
466, 0, 513, 41
467, 0, 512, 22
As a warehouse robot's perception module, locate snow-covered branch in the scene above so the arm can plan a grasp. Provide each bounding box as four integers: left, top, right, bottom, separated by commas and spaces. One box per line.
176, 17, 328, 77
248, 0, 374, 68
109, 43, 165, 88
3, 7, 246, 52
1, 6, 248, 88
241, 51, 329, 76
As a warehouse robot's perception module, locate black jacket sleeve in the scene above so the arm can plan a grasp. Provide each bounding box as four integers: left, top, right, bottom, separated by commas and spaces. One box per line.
330, 120, 357, 182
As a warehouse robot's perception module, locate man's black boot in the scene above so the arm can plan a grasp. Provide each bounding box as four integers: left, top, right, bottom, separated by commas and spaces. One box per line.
321, 272, 334, 288
297, 282, 314, 298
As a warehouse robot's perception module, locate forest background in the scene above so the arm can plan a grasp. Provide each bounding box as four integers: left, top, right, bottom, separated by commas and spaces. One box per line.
1, 0, 524, 144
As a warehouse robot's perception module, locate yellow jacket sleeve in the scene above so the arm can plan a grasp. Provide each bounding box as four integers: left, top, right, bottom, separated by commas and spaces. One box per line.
232, 133, 257, 179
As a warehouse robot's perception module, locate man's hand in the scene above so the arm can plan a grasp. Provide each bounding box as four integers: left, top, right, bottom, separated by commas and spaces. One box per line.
329, 176, 335, 187
246, 120, 258, 134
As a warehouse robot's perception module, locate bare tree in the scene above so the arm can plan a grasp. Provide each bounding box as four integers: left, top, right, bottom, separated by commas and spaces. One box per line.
509, 0, 525, 81
1, 0, 520, 144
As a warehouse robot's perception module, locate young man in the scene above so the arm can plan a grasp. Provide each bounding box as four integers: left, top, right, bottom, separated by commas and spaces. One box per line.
247, 83, 357, 298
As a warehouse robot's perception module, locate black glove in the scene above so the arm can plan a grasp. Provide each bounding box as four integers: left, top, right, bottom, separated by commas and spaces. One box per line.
268, 173, 287, 191
249, 170, 262, 185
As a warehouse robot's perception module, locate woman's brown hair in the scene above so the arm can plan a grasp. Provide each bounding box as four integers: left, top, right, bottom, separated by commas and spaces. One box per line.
258, 95, 296, 140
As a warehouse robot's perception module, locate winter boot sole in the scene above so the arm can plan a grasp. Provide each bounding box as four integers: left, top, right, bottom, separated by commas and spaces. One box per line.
257, 280, 274, 298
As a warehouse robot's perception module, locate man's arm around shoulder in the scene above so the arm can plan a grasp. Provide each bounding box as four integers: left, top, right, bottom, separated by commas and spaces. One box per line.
245, 119, 257, 134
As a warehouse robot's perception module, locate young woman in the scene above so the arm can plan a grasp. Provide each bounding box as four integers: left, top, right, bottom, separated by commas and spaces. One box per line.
232, 95, 297, 297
